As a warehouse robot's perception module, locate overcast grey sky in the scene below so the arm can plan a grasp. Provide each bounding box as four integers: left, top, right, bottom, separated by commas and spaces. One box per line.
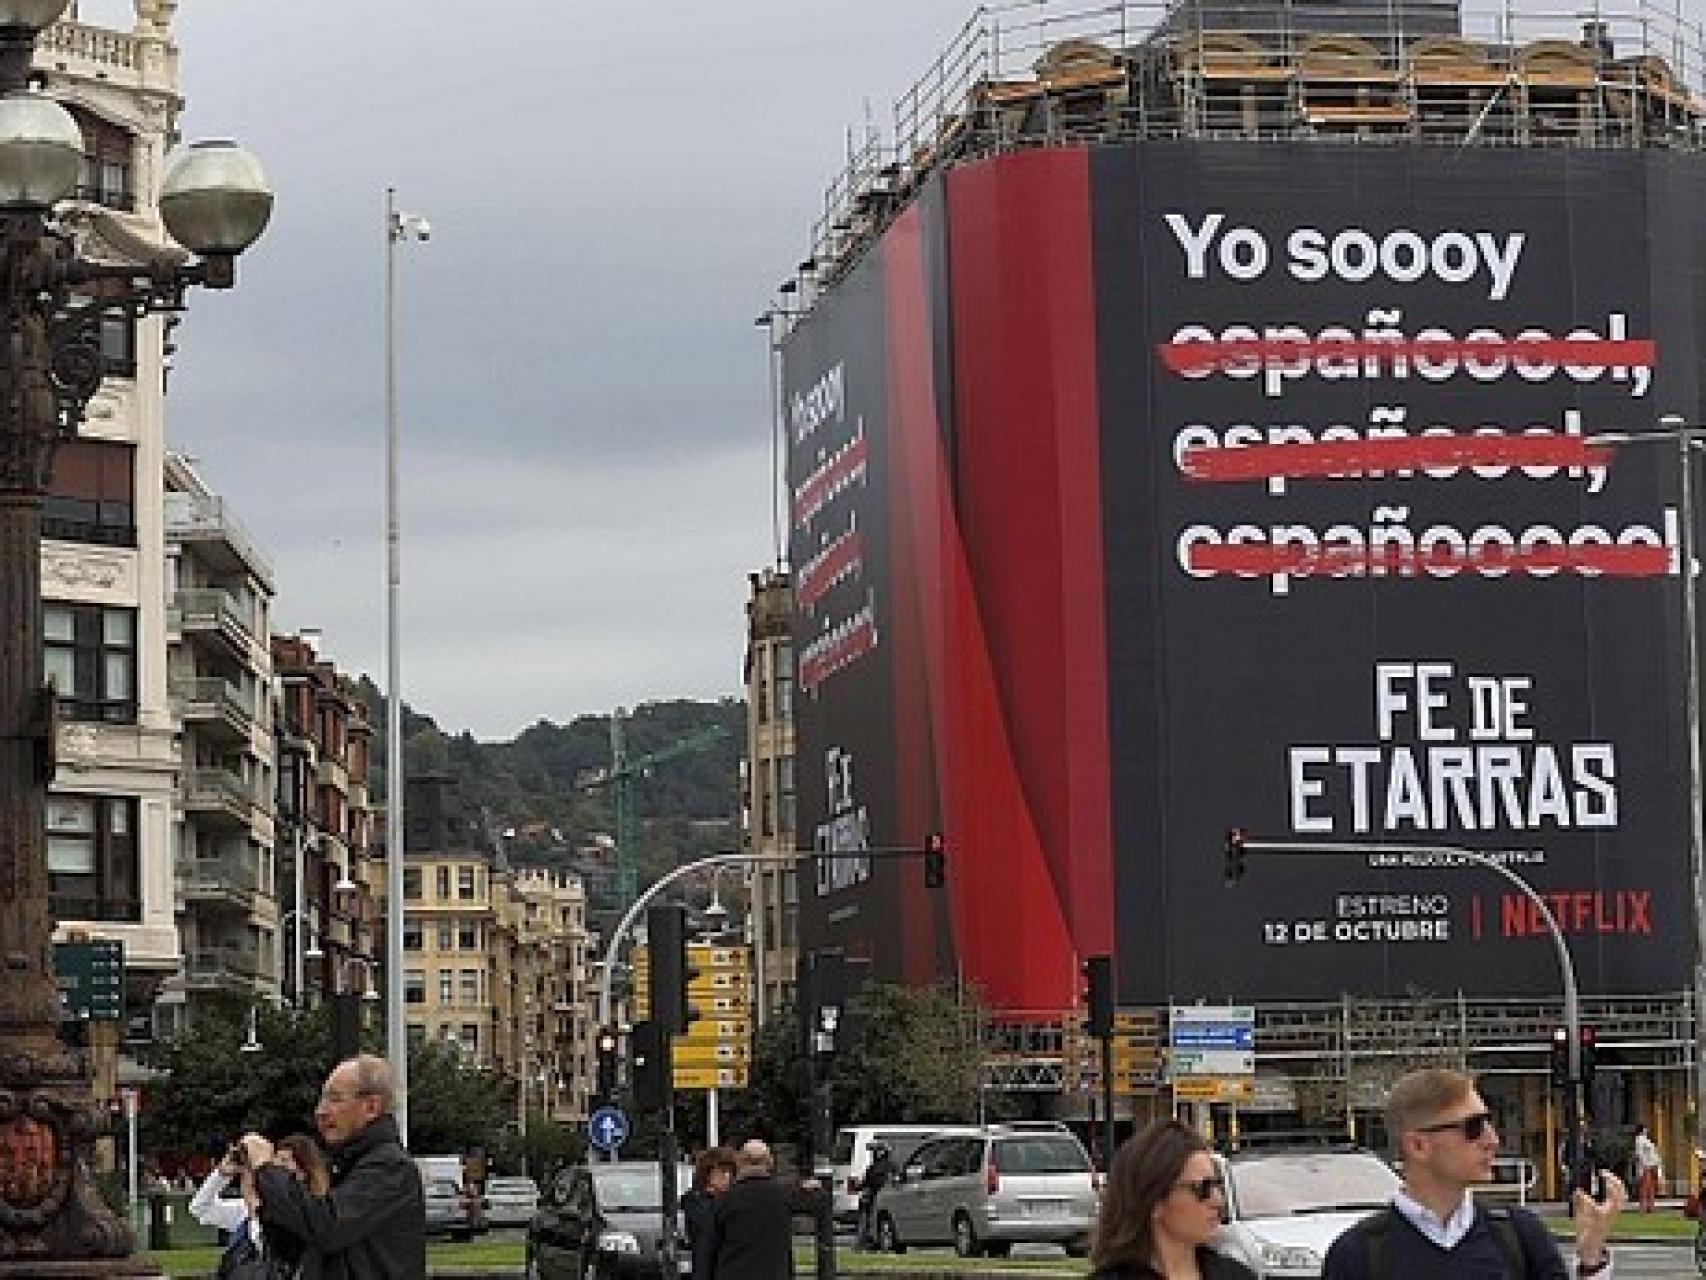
80, 0, 972, 739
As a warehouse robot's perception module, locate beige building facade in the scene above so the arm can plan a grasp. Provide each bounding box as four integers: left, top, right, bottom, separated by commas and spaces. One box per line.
743, 568, 798, 1022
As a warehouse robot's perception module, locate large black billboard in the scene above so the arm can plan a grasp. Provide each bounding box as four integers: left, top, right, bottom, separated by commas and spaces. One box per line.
1101, 143, 1696, 1001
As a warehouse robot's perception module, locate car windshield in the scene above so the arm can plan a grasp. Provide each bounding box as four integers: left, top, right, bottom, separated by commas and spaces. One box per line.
1229, 1152, 1401, 1219
993, 1137, 1090, 1174
592, 1166, 695, 1213
424, 1179, 461, 1199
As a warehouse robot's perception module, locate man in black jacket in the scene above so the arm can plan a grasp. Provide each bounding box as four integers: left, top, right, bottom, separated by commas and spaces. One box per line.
707, 1139, 822, 1280
1323, 1067, 1621, 1279
240, 1053, 426, 1279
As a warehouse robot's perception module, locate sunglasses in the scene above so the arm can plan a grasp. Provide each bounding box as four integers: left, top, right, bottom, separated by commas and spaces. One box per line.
1175, 1174, 1227, 1201
1417, 1111, 1494, 1141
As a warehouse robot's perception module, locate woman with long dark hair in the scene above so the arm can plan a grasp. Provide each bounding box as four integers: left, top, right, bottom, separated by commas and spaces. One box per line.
1091, 1120, 1256, 1279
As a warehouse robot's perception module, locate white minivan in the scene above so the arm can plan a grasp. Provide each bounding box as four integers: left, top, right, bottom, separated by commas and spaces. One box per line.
829, 1125, 983, 1224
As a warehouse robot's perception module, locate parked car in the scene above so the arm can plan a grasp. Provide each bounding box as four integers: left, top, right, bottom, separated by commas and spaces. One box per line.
525, 1160, 694, 1279
484, 1175, 540, 1228
1211, 1145, 1401, 1278
871, 1125, 1095, 1257
423, 1177, 484, 1242
829, 1124, 983, 1224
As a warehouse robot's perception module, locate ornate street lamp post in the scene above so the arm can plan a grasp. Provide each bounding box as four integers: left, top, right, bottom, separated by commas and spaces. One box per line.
0, 1, 270, 1268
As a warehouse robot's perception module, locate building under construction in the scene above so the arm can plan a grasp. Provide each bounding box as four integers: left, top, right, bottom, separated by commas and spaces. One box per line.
775, 0, 1706, 1195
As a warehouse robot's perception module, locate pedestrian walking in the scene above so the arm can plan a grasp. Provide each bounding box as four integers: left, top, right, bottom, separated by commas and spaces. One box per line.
1632, 1123, 1662, 1212
1323, 1066, 1622, 1278
706, 1138, 823, 1280
853, 1142, 894, 1250
191, 1133, 328, 1278
237, 1053, 425, 1279
1088, 1118, 1256, 1278
680, 1145, 737, 1279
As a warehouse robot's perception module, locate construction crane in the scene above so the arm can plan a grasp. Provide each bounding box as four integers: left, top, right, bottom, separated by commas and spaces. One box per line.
576, 708, 730, 909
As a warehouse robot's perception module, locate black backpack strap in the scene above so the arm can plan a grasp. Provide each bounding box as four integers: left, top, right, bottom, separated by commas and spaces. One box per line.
1363, 1206, 1396, 1280
1482, 1206, 1528, 1277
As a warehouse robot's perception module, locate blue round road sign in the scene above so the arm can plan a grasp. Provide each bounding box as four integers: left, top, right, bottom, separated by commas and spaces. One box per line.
588, 1106, 630, 1153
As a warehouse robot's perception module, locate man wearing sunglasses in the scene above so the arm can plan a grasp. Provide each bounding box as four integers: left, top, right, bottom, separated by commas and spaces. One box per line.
1324, 1067, 1623, 1278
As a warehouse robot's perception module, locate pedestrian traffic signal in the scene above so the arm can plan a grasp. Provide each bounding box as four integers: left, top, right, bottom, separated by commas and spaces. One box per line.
631, 1019, 668, 1112
1579, 1024, 1597, 1094
1224, 828, 1248, 883
595, 1025, 619, 1100
1549, 1025, 1570, 1089
647, 902, 699, 1034
924, 832, 946, 889
1082, 954, 1114, 1039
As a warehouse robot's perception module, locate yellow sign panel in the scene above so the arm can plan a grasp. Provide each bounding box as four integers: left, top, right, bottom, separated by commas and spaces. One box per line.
1172, 1077, 1254, 1102
678, 1019, 750, 1040
674, 1066, 749, 1090
672, 1041, 751, 1066
687, 945, 752, 970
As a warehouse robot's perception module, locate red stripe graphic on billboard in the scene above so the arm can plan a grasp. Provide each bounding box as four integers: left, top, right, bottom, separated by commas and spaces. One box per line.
1179, 432, 1614, 482
1158, 334, 1655, 377
936, 148, 1111, 1008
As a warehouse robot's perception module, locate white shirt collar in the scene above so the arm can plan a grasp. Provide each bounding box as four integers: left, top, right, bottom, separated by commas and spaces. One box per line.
1392, 1186, 1476, 1248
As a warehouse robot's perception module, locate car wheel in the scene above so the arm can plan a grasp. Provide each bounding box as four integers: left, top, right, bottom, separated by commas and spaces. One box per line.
876, 1212, 904, 1254
986, 1241, 1012, 1257
952, 1212, 983, 1258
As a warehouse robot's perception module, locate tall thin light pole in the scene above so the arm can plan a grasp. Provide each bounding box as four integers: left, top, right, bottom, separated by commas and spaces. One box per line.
1672, 419, 1706, 1157
384, 185, 408, 1141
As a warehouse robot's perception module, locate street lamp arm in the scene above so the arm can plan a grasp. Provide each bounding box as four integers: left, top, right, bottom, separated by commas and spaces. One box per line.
597, 852, 795, 1029
1239, 838, 1581, 1080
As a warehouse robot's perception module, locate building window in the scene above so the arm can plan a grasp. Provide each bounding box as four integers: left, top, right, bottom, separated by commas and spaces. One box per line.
437, 922, 453, 951
776, 644, 795, 721
73, 110, 133, 211
778, 755, 797, 837
407, 1023, 426, 1048
45, 439, 134, 546
403, 921, 423, 952
436, 867, 451, 900
437, 970, 453, 1005
460, 1024, 479, 1055
47, 794, 139, 922
458, 921, 477, 951
44, 603, 136, 723
100, 312, 136, 378
458, 866, 476, 900
459, 969, 479, 1006
405, 970, 425, 1004
403, 868, 421, 901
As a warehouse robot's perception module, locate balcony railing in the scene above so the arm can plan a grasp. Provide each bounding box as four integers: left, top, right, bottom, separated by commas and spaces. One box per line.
170, 676, 265, 737
164, 493, 275, 588
184, 947, 272, 984
174, 588, 257, 652
181, 767, 259, 821
177, 855, 266, 909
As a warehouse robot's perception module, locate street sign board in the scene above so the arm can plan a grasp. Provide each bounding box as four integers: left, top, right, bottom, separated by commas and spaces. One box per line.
587, 1106, 630, 1153
54, 939, 123, 1022
1170, 1005, 1255, 1077
674, 1066, 749, 1090
1172, 1077, 1254, 1102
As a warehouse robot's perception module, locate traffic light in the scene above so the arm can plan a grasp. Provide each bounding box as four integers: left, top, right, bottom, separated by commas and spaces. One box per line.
1083, 954, 1114, 1039
924, 832, 946, 889
595, 1025, 619, 1100
631, 1019, 668, 1112
647, 902, 699, 1034
1578, 1024, 1597, 1094
1224, 828, 1248, 883
1549, 1025, 1570, 1089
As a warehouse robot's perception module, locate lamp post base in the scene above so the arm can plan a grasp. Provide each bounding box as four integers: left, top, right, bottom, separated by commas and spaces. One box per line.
0, 1040, 143, 1271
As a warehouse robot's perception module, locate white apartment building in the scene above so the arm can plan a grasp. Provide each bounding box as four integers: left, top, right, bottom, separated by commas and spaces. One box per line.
159, 452, 278, 1033
41, 2, 197, 1036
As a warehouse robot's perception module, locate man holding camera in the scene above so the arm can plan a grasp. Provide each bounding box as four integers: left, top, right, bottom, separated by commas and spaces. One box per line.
1324, 1067, 1623, 1278
235, 1053, 425, 1279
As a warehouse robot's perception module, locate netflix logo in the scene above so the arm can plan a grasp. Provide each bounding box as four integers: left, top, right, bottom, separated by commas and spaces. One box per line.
1490, 888, 1653, 938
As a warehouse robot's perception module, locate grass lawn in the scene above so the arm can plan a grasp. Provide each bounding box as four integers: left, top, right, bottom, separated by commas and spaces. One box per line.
148, 1238, 528, 1276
